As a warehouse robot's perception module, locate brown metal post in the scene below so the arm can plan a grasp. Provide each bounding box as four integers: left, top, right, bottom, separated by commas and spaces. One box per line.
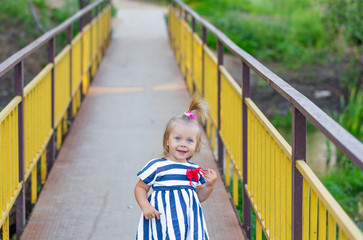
88, 10, 93, 83
168, 1, 172, 44
96, 5, 101, 67
242, 62, 251, 239
15, 61, 25, 238
292, 106, 306, 240
191, 17, 196, 93
80, 11, 84, 31
217, 40, 224, 172
201, 26, 206, 99
191, 17, 196, 33
47, 37, 56, 170
183, 10, 188, 84
201, 26, 207, 132
67, 25, 73, 121
80, 14, 84, 100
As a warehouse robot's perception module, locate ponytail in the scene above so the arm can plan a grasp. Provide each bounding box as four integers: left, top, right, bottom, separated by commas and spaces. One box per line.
188, 96, 208, 123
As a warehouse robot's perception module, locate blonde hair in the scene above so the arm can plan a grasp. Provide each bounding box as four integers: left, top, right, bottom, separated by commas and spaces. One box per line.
162, 96, 208, 160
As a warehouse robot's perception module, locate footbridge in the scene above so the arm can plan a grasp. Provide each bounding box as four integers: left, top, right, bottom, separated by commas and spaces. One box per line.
0, 0, 362, 239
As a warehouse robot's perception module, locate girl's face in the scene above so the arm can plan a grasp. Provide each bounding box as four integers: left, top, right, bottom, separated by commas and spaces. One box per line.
166, 121, 199, 163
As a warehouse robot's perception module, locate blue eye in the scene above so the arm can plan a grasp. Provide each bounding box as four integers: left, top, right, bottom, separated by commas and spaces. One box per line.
175, 137, 181, 140
187, 139, 193, 143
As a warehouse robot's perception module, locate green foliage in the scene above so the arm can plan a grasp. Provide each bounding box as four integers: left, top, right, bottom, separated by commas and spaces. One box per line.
184, 0, 332, 68
337, 88, 363, 141
111, 4, 117, 17
271, 110, 316, 135
0, 0, 32, 23
321, 163, 363, 223
322, 85, 363, 225
332, 87, 363, 167
341, 59, 362, 91
321, 0, 363, 45
0, 0, 80, 39
227, 176, 268, 238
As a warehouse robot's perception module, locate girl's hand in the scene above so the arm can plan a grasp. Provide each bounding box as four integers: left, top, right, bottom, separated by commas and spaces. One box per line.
196, 169, 217, 202
135, 180, 162, 220
203, 169, 217, 187
142, 205, 162, 220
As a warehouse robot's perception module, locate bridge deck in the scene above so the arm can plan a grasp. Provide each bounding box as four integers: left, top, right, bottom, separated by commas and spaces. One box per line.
21, 0, 245, 239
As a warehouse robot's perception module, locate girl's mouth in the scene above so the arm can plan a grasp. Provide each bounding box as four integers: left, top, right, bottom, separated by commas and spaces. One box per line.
177, 150, 187, 154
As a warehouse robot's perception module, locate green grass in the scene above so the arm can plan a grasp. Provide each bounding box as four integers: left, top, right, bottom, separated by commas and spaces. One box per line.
183, 0, 336, 69
227, 177, 268, 239
321, 164, 363, 225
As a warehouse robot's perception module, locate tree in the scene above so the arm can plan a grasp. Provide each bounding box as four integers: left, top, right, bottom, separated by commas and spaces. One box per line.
322, 0, 363, 45
27, 0, 46, 32
79, 0, 91, 9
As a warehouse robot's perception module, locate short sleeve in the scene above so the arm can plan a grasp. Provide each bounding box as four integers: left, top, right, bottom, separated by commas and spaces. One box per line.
191, 163, 206, 187
197, 173, 206, 186
137, 159, 160, 186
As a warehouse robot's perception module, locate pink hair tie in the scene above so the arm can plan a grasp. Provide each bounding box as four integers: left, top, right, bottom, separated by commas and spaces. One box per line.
184, 111, 196, 118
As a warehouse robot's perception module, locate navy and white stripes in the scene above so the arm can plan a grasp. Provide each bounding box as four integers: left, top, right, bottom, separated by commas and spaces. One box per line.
137, 158, 206, 188
136, 158, 209, 240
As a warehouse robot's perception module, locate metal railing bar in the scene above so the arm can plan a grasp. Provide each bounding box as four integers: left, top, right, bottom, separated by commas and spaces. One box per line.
174, 0, 363, 168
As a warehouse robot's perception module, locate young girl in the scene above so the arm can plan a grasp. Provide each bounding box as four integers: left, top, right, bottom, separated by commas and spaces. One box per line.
135, 97, 217, 240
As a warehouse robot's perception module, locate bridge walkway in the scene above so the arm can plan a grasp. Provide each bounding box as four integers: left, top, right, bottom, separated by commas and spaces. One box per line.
21, 0, 245, 239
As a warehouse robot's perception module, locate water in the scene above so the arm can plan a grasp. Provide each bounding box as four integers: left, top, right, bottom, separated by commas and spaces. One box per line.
306, 131, 336, 177
278, 128, 336, 177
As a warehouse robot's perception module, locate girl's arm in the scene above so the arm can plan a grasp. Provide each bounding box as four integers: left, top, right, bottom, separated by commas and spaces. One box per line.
196, 169, 217, 202
134, 179, 162, 220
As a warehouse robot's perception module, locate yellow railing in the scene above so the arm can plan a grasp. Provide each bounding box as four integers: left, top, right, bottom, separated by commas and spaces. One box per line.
71, 33, 83, 118
220, 66, 242, 205
72, 33, 82, 93
192, 33, 203, 96
183, 22, 193, 91
82, 24, 91, 94
0, 4, 111, 239
245, 98, 292, 239
168, 3, 363, 239
202, 44, 218, 152
23, 64, 53, 188
55, 46, 71, 127
0, 97, 23, 233
297, 161, 362, 239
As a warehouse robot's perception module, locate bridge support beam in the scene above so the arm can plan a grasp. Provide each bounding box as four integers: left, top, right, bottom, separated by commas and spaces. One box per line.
67, 25, 74, 122
217, 40, 224, 173
47, 37, 56, 171
292, 107, 306, 240
242, 62, 251, 239
15, 61, 26, 238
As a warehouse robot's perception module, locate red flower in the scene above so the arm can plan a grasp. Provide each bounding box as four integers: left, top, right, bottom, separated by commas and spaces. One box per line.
186, 167, 207, 186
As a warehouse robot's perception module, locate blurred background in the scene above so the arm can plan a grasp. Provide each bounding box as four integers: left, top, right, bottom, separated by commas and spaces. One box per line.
0, 0, 361, 229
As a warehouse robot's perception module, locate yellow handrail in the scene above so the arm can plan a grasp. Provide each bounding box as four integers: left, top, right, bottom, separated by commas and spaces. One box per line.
168, 3, 363, 239
0, 5, 112, 239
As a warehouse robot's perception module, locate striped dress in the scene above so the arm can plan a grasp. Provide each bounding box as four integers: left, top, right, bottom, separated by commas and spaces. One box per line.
136, 158, 209, 240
